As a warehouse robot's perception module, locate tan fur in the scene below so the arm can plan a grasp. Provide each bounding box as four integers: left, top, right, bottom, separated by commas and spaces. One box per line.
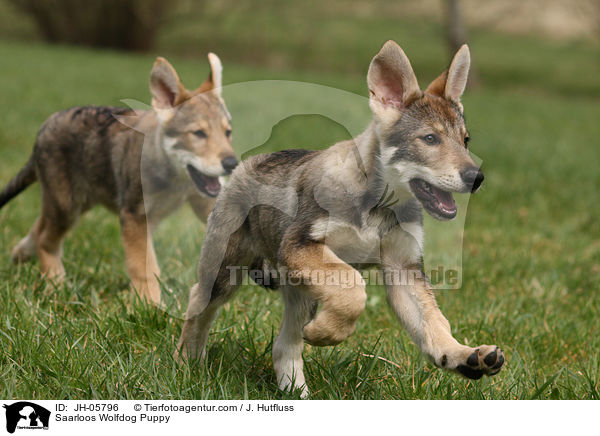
120, 211, 161, 302
425, 71, 448, 97
34, 216, 66, 281
282, 243, 366, 346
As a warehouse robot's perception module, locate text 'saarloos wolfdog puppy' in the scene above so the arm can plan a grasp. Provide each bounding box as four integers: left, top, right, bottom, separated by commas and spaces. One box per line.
0, 54, 237, 303
177, 41, 504, 397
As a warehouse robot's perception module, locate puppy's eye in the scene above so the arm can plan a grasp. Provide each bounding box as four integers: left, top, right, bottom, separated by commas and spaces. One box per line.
225, 129, 232, 138
193, 130, 207, 138
422, 134, 440, 145
464, 135, 470, 147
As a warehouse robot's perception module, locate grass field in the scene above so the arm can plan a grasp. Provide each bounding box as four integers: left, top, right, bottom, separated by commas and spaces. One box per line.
0, 14, 599, 400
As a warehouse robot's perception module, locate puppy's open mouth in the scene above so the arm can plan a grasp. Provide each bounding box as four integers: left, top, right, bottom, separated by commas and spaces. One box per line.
409, 178, 457, 220
187, 164, 221, 197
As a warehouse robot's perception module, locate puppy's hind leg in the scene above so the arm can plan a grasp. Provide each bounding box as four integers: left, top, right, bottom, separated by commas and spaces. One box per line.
175, 285, 221, 362
11, 217, 41, 264
273, 286, 313, 398
33, 171, 80, 282
176, 223, 254, 362
36, 199, 77, 281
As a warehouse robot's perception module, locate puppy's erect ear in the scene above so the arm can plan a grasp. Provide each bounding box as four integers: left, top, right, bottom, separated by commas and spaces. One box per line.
150, 57, 188, 110
445, 44, 470, 101
196, 52, 223, 97
427, 45, 470, 105
425, 45, 470, 112
367, 41, 421, 114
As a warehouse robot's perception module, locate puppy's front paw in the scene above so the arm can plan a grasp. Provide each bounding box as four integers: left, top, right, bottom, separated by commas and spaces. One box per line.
453, 345, 505, 379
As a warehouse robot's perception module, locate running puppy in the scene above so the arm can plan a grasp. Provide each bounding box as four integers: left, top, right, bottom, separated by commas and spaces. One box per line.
0, 54, 237, 303
177, 41, 504, 396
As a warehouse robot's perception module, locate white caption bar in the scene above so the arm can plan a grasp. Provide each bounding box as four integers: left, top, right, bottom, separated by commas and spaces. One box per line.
0, 400, 595, 435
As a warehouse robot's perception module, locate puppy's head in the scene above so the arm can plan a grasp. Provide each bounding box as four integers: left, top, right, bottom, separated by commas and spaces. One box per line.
367, 41, 483, 220
149, 54, 237, 197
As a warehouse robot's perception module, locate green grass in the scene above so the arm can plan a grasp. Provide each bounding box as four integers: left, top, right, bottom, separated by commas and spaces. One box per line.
0, 20, 599, 400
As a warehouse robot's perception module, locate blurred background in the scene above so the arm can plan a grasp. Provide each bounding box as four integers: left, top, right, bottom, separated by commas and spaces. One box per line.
0, 0, 599, 399
1, 0, 598, 92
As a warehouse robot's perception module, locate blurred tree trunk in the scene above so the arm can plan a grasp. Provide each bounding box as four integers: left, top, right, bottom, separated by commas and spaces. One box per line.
8, 0, 169, 51
444, 0, 481, 88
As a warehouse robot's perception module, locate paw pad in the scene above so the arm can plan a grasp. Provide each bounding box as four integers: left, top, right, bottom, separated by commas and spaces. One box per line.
456, 346, 505, 380
466, 350, 479, 367
484, 349, 497, 367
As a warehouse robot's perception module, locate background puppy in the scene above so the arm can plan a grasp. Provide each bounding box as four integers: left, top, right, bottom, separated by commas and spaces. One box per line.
0, 54, 237, 303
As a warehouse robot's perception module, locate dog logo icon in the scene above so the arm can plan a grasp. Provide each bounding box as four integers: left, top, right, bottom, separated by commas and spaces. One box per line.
2, 402, 50, 433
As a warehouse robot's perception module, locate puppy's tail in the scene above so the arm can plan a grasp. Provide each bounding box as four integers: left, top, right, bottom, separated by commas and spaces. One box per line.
0, 155, 36, 210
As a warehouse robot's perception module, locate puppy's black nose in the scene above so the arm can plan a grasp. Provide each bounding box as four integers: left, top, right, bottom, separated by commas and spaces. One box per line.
221, 156, 238, 174
461, 167, 484, 192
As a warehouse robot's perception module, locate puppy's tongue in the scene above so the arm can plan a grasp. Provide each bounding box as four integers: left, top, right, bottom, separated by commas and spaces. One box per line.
431, 186, 457, 213
187, 164, 221, 197
204, 176, 221, 195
